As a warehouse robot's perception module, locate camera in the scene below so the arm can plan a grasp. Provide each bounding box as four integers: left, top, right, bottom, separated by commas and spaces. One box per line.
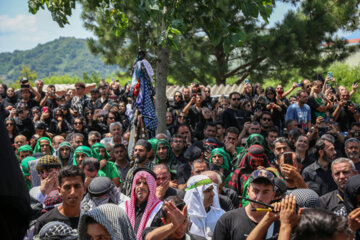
20, 77, 28, 84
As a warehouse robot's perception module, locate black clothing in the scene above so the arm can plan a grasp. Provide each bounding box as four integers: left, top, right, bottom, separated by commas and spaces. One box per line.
307, 96, 320, 124
213, 207, 279, 240
320, 189, 347, 216
163, 187, 185, 200
177, 163, 191, 185
94, 97, 112, 110
334, 103, 360, 132
15, 116, 34, 139
135, 201, 147, 234
219, 194, 234, 212
299, 152, 316, 173
34, 207, 80, 235
142, 227, 206, 240
222, 187, 240, 209
220, 108, 248, 131
302, 161, 337, 196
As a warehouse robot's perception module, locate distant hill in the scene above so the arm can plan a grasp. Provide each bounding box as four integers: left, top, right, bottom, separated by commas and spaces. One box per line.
0, 37, 119, 83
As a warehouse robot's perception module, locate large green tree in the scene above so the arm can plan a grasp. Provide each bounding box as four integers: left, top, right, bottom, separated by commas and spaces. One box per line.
28, 0, 272, 133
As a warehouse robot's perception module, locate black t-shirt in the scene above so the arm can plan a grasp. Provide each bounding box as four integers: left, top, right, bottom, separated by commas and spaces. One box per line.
34, 207, 80, 235
177, 163, 191, 185
213, 207, 279, 240
307, 96, 320, 123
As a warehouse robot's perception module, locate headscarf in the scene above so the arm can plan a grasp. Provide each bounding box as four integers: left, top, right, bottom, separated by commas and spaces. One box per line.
17, 144, 33, 155
55, 141, 74, 166
78, 203, 136, 240
92, 143, 110, 161
236, 144, 270, 173
235, 133, 266, 167
72, 146, 92, 166
154, 139, 171, 164
125, 170, 161, 240
33, 137, 54, 155
21, 156, 35, 190
184, 175, 224, 239
36, 221, 77, 240
209, 148, 231, 171
147, 138, 158, 150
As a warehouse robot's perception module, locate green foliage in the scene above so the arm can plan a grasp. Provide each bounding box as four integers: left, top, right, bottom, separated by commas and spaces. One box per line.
18, 65, 37, 82
0, 37, 119, 84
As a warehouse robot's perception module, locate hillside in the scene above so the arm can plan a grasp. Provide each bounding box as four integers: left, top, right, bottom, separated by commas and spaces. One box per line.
0, 37, 119, 83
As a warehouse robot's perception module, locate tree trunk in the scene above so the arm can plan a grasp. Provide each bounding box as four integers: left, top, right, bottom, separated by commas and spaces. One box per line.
155, 46, 170, 134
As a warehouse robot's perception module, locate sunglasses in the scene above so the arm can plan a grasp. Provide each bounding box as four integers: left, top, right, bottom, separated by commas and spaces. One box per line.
74, 122, 82, 125
6, 123, 13, 126
262, 118, 272, 121
91, 139, 100, 143
86, 112, 92, 115
232, 98, 241, 101
178, 116, 186, 119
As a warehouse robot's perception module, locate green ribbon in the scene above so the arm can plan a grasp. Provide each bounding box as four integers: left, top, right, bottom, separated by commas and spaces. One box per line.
185, 179, 213, 191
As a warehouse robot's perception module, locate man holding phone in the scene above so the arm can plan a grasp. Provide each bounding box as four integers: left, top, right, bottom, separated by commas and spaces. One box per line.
279, 152, 307, 191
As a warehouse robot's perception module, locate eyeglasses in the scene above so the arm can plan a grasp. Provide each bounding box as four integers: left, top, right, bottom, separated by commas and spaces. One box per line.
86, 112, 92, 115
76, 88, 81, 91
178, 116, 186, 119
175, 95, 181, 98
6, 123, 13, 126
91, 139, 100, 143
74, 122, 82, 125
262, 118, 272, 121
306, 85, 312, 88
205, 90, 210, 93
231, 98, 241, 101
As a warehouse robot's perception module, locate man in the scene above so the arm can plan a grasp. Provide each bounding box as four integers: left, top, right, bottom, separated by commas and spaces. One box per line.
265, 127, 279, 151
120, 168, 163, 239
34, 137, 54, 155
279, 152, 307, 191
220, 92, 242, 131
122, 139, 153, 196
272, 137, 291, 166
260, 111, 273, 134
216, 122, 226, 143
16, 84, 41, 110
176, 146, 203, 190
170, 134, 187, 164
213, 170, 278, 240
35, 79, 45, 99
14, 134, 28, 152
87, 131, 101, 148
202, 170, 235, 212
52, 135, 65, 151
91, 143, 121, 187
29, 155, 62, 205
302, 138, 338, 196
182, 87, 191, 104
17, 144, 33, 162
248, 121, 261, 135
345, 138, 360, 172
332, 87, 360, 131
177, 124, 192, 146
320, 158, 357, 216
153, 139, 179, 180
15, 104, 34, 139
112, 143, 130, 186
94, 84, 112, 110
153, 164, 184, 200
55, 142, 74, 166
285, 90, 311, 132
71, 82, 88, 116
184, 175, 225, 239
223, 127, 241, 160
191, 159, 209, 176
34, 165, 85, 234
143, 196, 191, 240
40, 85, 57, 110
101, 122, 123, 148
69, 133, 84, 150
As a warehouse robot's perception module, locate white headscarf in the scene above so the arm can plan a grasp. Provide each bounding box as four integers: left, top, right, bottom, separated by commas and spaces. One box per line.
184, 175, 224, 239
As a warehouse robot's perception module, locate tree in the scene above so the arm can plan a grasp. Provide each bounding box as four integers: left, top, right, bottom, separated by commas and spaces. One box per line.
28, 0, 273, 133
18, 65, 37, 82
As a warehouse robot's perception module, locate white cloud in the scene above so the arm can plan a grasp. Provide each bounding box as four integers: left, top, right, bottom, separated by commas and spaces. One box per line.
0, 14, 37, 33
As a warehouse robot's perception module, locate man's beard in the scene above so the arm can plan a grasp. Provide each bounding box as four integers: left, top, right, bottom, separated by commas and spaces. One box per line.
135, 154, 147, 164
323, 152, 334, 163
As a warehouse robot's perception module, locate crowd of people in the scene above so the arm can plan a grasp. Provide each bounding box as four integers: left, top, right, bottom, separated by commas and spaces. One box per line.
1, 74, 360, 240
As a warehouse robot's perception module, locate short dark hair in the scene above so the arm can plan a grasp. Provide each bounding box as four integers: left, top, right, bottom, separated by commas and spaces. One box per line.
114, 143, 126, 150
171, 134, 184, 142
266, 127, 279, 137
81, 157, 100, 171
229, 92, 241, 99
261, 111, 272, 119
58, 165, 85, 186
204, 122, 216, 130
294, 209, 348, 240
296, 90, 308, 98
161, 196, 185, 219
225, 127, 239, 137
75, 82, 86, 89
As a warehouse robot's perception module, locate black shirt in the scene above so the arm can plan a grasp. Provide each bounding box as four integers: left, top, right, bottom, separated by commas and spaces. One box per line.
34, 207, 79, 235
302, 161, 337, 196
213, 207, 279, 240
320, 189, 347, 216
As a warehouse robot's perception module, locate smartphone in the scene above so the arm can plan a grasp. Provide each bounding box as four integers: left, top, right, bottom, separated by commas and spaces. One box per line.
354, 80, 359, 85
244, 79, 250, 84
327, 72, 333, 78
42, 107, 49, 113
297, 83, 301, 87
283, 152, 293, 165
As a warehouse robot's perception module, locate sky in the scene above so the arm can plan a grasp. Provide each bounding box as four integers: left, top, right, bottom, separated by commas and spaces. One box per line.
0, 0, 359, 53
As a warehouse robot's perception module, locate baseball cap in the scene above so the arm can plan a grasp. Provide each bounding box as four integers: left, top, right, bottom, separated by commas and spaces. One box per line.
249, 170, 275, 187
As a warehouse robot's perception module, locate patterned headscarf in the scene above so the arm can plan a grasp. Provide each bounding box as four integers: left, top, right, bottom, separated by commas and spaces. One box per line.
125, 170, 161, 240
92, 143, 110, 161
78, 203, 136, 240
72, 146, 92, 166
33, 137, 54, 155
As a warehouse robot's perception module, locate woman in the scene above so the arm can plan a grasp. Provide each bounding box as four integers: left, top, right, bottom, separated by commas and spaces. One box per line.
107, 111, 119, 126
118, 101, 130, 131
3, 87, 17, 107
295, 135, 315, 171
169, 91, 185, 116
49, 108, 71, 136
166, 111, 176, 136
265, 86, 285, 127
5, 117, 18, 145
0, 83, 7, 99
240, 82, 253, 101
